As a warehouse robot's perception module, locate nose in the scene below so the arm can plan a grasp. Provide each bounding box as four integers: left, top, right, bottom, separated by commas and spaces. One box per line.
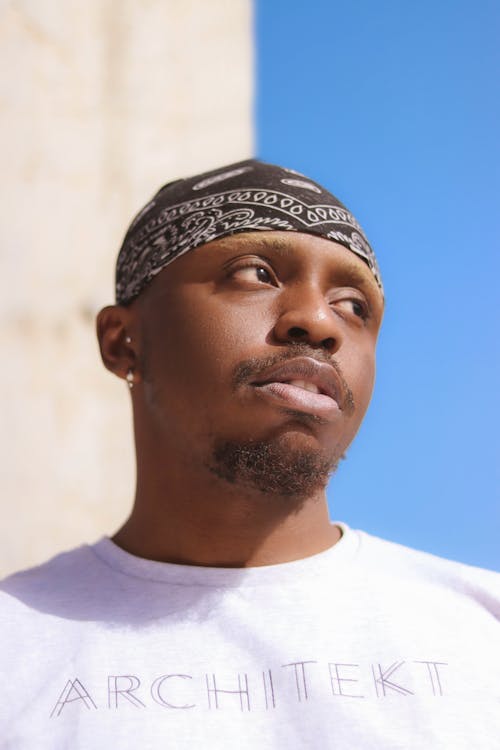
272, 284, 342, 353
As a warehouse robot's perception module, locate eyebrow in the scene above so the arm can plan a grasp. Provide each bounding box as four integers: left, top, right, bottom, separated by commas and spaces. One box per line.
220, 233, 382, 298
332, 262, 381, 295
218, 234, 293, 256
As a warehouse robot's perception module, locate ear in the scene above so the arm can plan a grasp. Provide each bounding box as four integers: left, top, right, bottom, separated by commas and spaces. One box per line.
96, 305, 139, 385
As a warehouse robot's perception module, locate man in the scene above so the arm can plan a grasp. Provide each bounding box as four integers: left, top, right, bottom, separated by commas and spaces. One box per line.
1, 160, 498, 748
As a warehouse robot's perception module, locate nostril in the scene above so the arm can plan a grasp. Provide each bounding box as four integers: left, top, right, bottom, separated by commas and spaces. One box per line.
288, 326, 308, 339
321, 336, 336, 351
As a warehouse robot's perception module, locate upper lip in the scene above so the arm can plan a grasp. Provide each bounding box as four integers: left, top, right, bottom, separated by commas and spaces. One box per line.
251, 357, 344, 409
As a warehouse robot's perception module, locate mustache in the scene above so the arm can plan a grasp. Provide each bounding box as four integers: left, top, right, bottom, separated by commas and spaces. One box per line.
232, 343, 355, 416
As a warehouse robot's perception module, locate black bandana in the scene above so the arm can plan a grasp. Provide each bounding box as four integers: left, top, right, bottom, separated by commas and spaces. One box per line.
115, 159, 382, 304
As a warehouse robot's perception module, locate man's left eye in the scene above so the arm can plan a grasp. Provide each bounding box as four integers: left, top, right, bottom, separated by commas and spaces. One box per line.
351, 300, 367, 318
335, 298, 369, 320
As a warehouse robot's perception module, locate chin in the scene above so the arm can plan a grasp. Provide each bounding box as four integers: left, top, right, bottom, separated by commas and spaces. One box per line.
207, 431, 341, 509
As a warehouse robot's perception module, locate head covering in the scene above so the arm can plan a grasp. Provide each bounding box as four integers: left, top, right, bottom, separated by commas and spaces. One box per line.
115, 159, 382, 304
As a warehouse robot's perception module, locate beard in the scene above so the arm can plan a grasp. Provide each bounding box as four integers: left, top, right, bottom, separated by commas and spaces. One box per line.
208, 431, 341, 511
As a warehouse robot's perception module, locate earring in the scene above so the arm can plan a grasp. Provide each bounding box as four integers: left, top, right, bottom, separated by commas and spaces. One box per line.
126, 369, 134, 389
125, 336, 132, 344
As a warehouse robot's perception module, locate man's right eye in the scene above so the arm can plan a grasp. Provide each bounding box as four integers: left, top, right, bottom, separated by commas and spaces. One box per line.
231, 264, 275, 285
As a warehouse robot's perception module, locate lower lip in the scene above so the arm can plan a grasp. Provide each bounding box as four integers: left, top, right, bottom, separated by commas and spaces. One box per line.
253, 382, 341, 420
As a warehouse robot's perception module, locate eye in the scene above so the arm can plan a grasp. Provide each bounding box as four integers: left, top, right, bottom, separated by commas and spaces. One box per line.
334, 297, 370, 322
350, 300, 368, 319
230, 262, 277, 286
256, 266, 273, 284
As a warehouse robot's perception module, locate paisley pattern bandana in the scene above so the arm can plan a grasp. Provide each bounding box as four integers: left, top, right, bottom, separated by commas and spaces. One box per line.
115, 159, 383, 304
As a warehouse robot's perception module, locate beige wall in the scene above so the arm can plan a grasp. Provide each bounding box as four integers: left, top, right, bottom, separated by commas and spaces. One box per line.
0, 0, 253, 577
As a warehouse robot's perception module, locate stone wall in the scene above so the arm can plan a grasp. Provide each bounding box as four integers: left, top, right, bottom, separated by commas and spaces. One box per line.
0, 0, 253, 576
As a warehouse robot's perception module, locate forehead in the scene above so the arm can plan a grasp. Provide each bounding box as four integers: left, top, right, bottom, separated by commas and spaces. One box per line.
208, 231, 382, 293
139, 230, 384, 310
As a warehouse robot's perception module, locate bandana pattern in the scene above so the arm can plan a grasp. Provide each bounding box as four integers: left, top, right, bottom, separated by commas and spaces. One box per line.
116, 160, 382, 304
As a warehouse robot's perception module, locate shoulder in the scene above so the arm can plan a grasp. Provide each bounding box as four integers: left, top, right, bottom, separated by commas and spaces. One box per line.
351, 527, 500, 617
0, 543, 106, 622
1, 544, 97, 590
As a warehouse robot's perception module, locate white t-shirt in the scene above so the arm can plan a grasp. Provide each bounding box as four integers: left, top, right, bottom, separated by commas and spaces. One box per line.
0, 524, 498, 749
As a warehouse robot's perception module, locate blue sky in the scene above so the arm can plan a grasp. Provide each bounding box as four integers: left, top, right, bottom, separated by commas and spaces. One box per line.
256, 0, 499, 569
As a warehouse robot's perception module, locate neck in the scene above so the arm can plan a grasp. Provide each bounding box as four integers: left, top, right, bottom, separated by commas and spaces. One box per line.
112, 461, 340, 567
113, 404, 342, 567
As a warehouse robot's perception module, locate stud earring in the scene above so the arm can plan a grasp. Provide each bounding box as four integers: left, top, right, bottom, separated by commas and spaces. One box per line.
126, 369, 134, 389
125, 336, 132, 344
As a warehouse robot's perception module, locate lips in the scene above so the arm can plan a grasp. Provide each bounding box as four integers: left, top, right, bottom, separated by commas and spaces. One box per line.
250, 357, 344, 419
283, 379, 323, 394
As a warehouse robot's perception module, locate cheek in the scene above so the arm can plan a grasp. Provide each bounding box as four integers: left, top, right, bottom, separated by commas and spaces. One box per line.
332, 349, 376, 453
355, 354, 376, 412
143, 299, 268, 393
341, 346, 376, 412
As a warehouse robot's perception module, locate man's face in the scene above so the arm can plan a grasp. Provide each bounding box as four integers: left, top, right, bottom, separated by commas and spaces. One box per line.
133, 231, 384, 499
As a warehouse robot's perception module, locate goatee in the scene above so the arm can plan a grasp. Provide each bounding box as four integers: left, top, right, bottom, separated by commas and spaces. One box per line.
208, 436, 340, 510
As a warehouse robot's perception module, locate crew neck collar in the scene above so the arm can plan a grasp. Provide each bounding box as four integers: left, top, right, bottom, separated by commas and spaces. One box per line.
89, 523, 360, 587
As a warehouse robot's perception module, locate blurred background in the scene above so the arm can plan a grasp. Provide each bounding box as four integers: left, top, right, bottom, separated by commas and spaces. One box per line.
1, 0, 498, 576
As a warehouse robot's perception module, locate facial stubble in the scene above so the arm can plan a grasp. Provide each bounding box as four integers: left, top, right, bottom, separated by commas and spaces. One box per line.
208, 422, 342, 512
206, 346, 352, 509
139, 323, 348, 509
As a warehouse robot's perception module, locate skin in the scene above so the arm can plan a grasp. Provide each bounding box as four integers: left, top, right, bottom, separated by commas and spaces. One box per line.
96, 231, 384, 567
